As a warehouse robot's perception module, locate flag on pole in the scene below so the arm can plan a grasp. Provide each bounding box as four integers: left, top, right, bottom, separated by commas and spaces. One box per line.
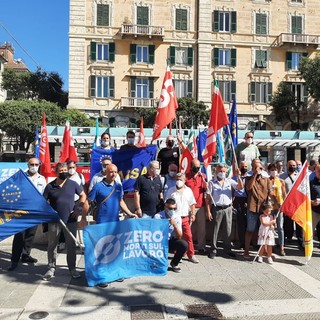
280, 161, 313, 261
93, 118, 100, 149
39, 113, 51, 178
59, 120, 79, 162
169, 122, 173, 135
35, 126, 40, 159
202, 80, 229, 167
180, 147, 194, 174
186, 127, 198, 159
229, 99, 238, 148
137, 117, 146, 147
152, 66, 178, 140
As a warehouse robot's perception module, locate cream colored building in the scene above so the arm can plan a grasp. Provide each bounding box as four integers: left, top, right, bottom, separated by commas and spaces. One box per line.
69, 0, 320, 135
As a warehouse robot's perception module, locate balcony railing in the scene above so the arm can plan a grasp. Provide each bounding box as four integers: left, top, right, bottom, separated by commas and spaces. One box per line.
121, 24, 164, 37
274, 33, 320, 46
121, 97, 157, 108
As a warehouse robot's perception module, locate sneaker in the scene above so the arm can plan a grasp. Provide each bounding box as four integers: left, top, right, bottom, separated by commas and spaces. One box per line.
97, 282, 109, 288
267, 257, 273, 264
42, 268, 55, 281
116, 278, 124, 282
70, 269, 81, 279
8, 262, 18, 271
208, 252, 216, 259
170, 262, 181, 273
188, 256, 200, 264
257, 256, 263, 263
59, 242, 66, 251
280, 250, 286, 256
21, 255, 38, 263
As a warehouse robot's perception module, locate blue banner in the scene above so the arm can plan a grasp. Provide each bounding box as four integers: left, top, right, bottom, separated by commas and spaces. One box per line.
83, 218, 169, 286
0, 170, 59, 241
229, 99, 238, 148
0, 162, 28, 184
90, 145, 157, 192
197, 130, 207, 163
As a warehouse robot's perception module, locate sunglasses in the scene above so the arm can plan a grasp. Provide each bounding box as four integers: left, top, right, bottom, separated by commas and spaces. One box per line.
102, 164, 109, 168
29, 163, 39, 167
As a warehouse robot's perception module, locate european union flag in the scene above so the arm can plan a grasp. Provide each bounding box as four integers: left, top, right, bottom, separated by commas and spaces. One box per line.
229, 99, 238, 148
35, 126, 40, 159
83, 218, 169, 287
0, 170, 59, 241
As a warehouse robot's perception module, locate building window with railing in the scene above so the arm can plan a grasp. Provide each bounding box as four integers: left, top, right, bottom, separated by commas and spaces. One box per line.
212, 11, 237, 33
130, 44, 155, 64
137, 6, 149, 25
173, 79, 192, 98
169, 47, 193, 66
90, 75, 115, 98
90, 42, 115, 62
291, 15, 303, 33
213, 48, 236, 67
286, 52, 307, 70
218, 80, 236, 103
130, 77, 154, 98
250, 82, 272, 104
96, 3, 110, 26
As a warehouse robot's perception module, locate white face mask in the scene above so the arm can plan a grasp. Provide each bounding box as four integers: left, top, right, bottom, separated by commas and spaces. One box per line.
68, 168, 76, 175
101, 140, 110, 147
176, 180, 184, 188
127, 138, 135, 145
155, 169, 160, 176
29, 166, 39, 174
169, 171, 177, 178
217, 172, 226, 180
270, 170, 277, 177
246, 138, 253, 144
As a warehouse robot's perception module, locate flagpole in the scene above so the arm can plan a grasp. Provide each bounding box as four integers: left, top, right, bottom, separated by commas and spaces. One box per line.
226, 125, 239, 170
59, 218, 85, 250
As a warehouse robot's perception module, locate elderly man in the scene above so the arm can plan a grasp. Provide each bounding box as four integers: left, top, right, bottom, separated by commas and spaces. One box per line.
166, 172, 199, 263
162, 163, 178, 199
157, 135, 180, 175
206, 163, 243, 259
42, 162, 87, 281
134, 160, 163, 218
8, 157, 47, 271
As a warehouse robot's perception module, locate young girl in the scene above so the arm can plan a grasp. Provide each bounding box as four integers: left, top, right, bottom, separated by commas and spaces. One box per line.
257, 202, 276, 264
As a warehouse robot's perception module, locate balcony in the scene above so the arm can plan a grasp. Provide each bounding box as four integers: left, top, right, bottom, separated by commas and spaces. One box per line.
121, 24, 164, 38
121, 97, 158, 108
274, 33, 320, 47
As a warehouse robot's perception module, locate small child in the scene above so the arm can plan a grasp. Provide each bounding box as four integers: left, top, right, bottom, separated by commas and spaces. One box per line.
257, 202, 276, 264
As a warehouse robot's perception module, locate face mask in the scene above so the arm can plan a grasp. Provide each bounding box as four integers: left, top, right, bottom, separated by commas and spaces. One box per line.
192, 167, 200, 174
270, 170, 277, 177
155, 169, 160, 176
296, 165, 302, 172
246, 138, 253, 144
288, 166, 296, 173
101, 140, 110, 147
29, 166, 39, 174
68, 168, 76, 175
167, 140, 174, 148
217, 172, 226, 179
256, 169, 262, 176
127, 138, 135, 145
169, 171, 176, 178
58, 172, 69, 180
167, 210, 175, 218
240, 168, 247, 175
176, 180, 184, 188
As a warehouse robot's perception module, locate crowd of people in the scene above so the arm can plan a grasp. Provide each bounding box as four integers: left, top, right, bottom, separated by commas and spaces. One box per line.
7, 130, 320, 285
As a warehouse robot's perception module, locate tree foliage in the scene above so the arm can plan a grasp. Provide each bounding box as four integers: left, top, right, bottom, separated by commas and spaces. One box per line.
2, 69, 68, 108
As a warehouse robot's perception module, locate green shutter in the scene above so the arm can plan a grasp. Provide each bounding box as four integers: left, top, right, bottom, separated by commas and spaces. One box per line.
267, 83, 272, 103
148, 78, 154, 98
231, 81, 236, 101
213, 11, 219, 32
109, 43, 115, 62
250, 82, 256, 102
90, 75, 96, 97
90, 42, 96, 61
109, 76, 115, 97
302, 52, 308, 58
231, 11, 237, 33
148, 45, 155, 64
286, 52, 292, 70
231, 49, 237, 67
130, 77, 136, 97
130, 44, 137, 64
187, 80, 193, 97
213, 48, 219, 66
256, 14, 261, 34
292, 16, 302, 34
261, 14, 267, 35
262, 51, 268, 68
97, 4, 109, 26
176, 9, 187, 31
137, 6, 149, 25
303, 84, 308, 103
187, 47, 193, 66
169, 46, 176, 65
255, 50, 261, 67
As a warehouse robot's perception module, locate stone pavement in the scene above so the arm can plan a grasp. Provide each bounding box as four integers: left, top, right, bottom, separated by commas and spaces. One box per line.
1, 236, 320, 320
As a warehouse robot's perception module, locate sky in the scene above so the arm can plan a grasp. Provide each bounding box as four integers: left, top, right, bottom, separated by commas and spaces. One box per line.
0, 1, 69, 90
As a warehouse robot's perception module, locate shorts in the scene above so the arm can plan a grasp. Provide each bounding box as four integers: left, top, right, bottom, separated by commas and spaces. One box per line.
246, 210, 260, 232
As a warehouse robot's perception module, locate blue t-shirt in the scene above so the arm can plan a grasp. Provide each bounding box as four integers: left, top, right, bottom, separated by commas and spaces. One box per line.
89, 180, 123, 224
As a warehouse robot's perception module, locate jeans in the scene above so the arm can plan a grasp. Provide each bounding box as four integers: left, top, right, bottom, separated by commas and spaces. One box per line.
273, 210, 284, 246
169, 238, 188, 266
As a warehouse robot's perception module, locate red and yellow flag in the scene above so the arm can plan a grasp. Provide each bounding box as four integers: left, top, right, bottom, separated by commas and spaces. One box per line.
280, 161, 313, 261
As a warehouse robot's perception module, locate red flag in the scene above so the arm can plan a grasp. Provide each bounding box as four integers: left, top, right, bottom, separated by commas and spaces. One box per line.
137, 117, 146, 147
152, 66, 178, 140
39, 113, 51, 178
59, 120, 79, 162
280, 161, 313, 260
202, 81, 229, 167
180, 148, 194, 174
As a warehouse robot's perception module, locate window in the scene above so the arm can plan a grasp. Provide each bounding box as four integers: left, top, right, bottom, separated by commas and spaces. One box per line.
175, 9, 188, 31
288, 82, 308, 104
255, 50, 268, 68
130, 77, 154, 105
90, 75, 115, 98
169, 47, 193, 66
130, 44, 155, 64
213, 48, 236, 67
291, 0, 302, 3
218, 80, 236, 103
137, 6, 149, 25
213, 11, 237, 33
255, 13, 267, 35
90, 42, 115, 62
250, 82, 272, 103
291, 16, 302, 33
97, 4, 110, 26
286, 52, 307, 70
173, 80, 192, 98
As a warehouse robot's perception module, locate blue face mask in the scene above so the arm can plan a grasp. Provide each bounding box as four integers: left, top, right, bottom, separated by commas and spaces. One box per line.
167, 209, 175, 218
296, 165, 302, 172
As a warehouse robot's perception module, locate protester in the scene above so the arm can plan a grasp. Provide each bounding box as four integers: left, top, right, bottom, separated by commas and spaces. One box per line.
186, 159, 208, 254
275, 160, 284, 176
98, 132, 115, 151
42, 162, 87, 281
157, 135, 180, 175
166, 172, 199, 263
134, 160, 163, 218
162, 163, 178, 199
309, 164, 320, 235
120, 130, 138, 150
8, 158, 46, 271
235, 132, 260, 171
295, 160, 302, 173
206, 163, 243, 259
154, 198, 188, 273
257, 202, 276, 264
308, 159, 317, 181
